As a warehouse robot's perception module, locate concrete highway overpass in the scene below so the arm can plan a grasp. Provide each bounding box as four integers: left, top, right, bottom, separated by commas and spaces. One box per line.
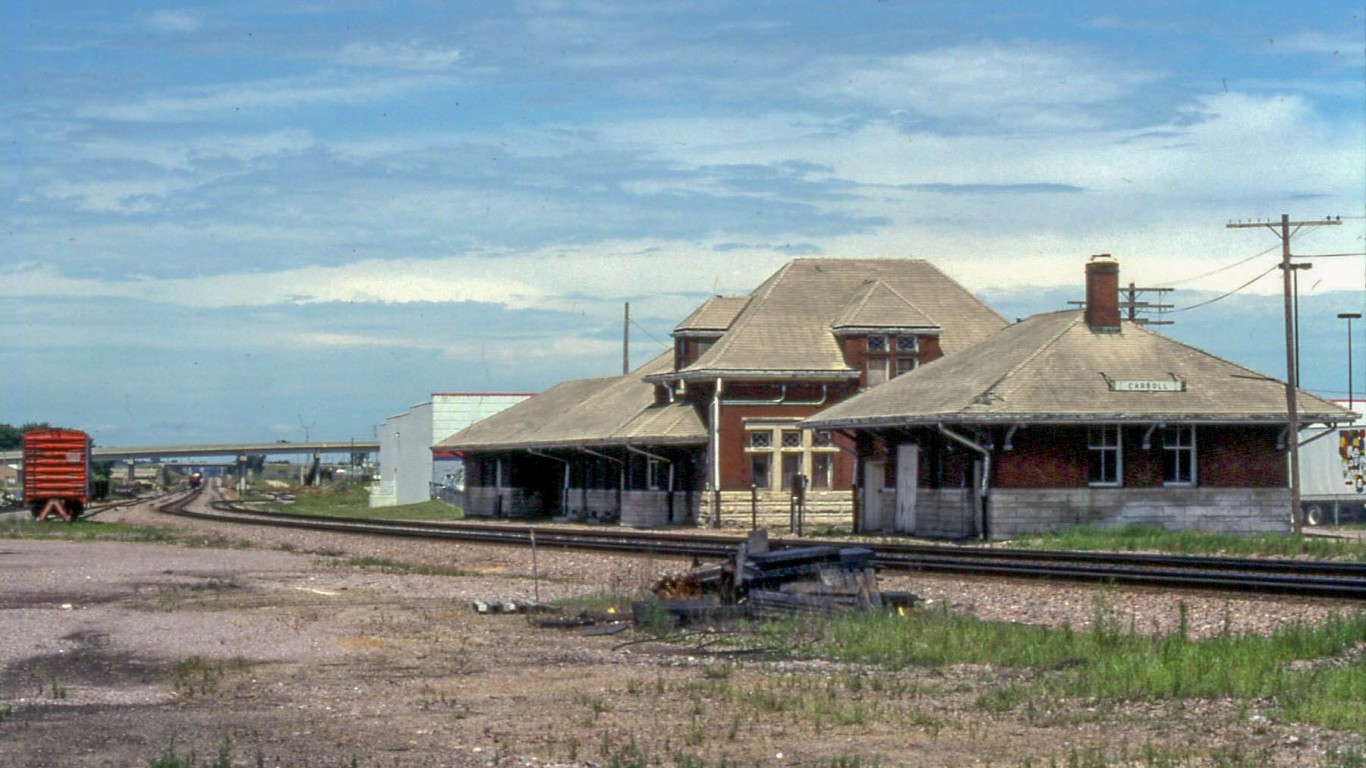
1, 440, 380, 463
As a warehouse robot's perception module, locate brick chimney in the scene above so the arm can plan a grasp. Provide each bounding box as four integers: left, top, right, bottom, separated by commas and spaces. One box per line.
1085, 256, 1121, 332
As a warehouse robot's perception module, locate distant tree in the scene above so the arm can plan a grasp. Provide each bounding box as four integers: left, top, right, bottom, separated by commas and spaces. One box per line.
0, 422, 53, 450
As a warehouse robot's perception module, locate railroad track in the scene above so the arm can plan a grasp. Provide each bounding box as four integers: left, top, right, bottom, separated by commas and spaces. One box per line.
156, 490, 1366, 600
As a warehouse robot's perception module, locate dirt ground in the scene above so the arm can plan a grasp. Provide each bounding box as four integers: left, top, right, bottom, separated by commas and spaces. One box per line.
1, 497, 1363, 768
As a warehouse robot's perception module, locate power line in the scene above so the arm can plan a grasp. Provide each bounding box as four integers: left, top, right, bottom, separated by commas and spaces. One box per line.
629, 317, 670, 350
1166, 263, 1280, 313
1165, 244, 1279, 287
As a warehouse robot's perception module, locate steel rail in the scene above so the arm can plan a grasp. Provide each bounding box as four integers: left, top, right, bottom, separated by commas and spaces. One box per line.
155, 495, 1366, 600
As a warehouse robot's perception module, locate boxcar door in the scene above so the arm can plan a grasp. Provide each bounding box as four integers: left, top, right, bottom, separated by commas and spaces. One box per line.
895, 444, 919, 534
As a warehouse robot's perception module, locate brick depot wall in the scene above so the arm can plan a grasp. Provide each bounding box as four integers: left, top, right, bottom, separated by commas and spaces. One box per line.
987, 487, 1292, 539
991, 425, 1286, 490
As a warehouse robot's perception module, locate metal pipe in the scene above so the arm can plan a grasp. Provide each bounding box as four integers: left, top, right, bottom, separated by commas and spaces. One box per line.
720, 383, 829, 407
1003, 424, 1019, 451
937, 423, 991, 540
625, 445, 673, 493
722, 384, 787, 406
1142, 424, 1159, 450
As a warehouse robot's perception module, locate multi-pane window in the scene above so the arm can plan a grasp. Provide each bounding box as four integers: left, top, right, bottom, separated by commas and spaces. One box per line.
750, 453, 770, 489
646, 458, 663, 490
864, 335, 918, 387
781, 453, 802, 491
1088, 426, 1121, 486
1163, 426, 1196, 485
745, 423, 839, 492
866, 358, 889, 387
811, 453, 833, 489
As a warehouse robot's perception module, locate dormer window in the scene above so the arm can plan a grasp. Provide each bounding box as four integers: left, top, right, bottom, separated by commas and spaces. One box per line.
896, 335, 918, 353
867, 335, 888, 353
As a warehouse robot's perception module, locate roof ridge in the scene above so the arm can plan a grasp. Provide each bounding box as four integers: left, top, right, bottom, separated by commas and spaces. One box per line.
687, 260, 793, 368
833, 279, 882, 326
878, 280, 934, 325
972, 312, 1082, 406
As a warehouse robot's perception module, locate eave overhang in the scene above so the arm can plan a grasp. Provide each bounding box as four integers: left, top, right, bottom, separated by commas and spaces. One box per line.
644, 369, 863, 385
449, 435, 709, 454
802, 412, 1355, 431
830, 326, 942, 336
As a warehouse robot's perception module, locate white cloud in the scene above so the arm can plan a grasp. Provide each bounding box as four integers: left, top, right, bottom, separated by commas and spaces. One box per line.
142, 10, 203, 33
78, 72, 459, 122
807, 42, 1162, 131
338, 41, 463, 71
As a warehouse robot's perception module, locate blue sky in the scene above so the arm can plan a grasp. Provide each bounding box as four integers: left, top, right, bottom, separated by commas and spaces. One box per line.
4, 1, 1364, 446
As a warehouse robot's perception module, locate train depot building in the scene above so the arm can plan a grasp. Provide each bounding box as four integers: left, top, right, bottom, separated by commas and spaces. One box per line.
436, 258, 1006, 528
437, 256, 1350, 537
804, 258, 1352, 538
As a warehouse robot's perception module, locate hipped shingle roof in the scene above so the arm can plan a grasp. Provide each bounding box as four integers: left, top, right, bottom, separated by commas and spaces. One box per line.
669, 258, 1006, 378
805, 310, 1351, 428
433, 352, 706, 452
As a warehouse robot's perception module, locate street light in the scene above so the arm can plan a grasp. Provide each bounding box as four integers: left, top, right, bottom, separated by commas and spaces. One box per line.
1339, 312, 1362, 414
1290, 262, 1313, 383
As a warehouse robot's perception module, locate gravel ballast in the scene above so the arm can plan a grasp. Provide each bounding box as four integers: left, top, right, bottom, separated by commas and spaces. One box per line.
0, 496, 1361, 767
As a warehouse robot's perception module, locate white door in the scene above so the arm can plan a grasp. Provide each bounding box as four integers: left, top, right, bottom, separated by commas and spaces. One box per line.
860, 460, 885, 532
895, 444, 919, 533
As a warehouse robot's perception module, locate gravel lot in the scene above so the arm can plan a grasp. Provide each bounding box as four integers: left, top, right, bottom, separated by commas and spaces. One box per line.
0, 494, 1362, 767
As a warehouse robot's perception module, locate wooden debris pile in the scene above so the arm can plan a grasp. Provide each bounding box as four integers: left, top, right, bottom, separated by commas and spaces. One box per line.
644, 530, 916, 625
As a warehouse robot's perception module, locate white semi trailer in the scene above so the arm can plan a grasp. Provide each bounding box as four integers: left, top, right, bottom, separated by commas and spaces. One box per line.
1299, 414, 1366, 526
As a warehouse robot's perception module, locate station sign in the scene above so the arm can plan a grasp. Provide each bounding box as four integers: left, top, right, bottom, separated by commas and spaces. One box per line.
1110, 379, 1185, 393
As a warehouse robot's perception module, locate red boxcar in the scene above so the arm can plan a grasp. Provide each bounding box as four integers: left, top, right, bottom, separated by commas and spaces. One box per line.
22, 428, 91, 520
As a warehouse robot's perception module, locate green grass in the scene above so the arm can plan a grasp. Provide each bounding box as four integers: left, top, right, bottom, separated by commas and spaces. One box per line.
1009, 523, 1366, 560
0, 517, 185, 544
342, 555, 479, 578
258, 479, 465, 521
753, 599, 1366, 733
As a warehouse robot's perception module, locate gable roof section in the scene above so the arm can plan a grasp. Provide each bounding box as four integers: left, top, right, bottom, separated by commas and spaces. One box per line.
434, 351, 707, 452
830, 279, 938, 331
674, 295, 750, 334
669, 258, 1006, 378
805, 310, 1350, 428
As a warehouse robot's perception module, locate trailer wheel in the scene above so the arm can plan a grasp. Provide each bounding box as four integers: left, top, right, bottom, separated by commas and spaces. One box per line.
1304, 505, 1323, 527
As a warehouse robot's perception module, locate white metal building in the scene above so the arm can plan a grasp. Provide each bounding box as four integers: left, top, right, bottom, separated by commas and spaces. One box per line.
370, 393, 533, 508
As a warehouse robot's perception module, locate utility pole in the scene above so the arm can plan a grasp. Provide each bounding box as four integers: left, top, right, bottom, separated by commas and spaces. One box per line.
1119, 282, 1174, 326
623, 302, 630, 375
1227, 215, 1341, 533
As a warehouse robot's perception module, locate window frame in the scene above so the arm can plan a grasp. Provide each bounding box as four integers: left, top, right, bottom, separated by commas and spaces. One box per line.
750, 453, 771, 490
1162, 425, 1197, 486
810, 452, 833, 489
1087, 425, 1122, 487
